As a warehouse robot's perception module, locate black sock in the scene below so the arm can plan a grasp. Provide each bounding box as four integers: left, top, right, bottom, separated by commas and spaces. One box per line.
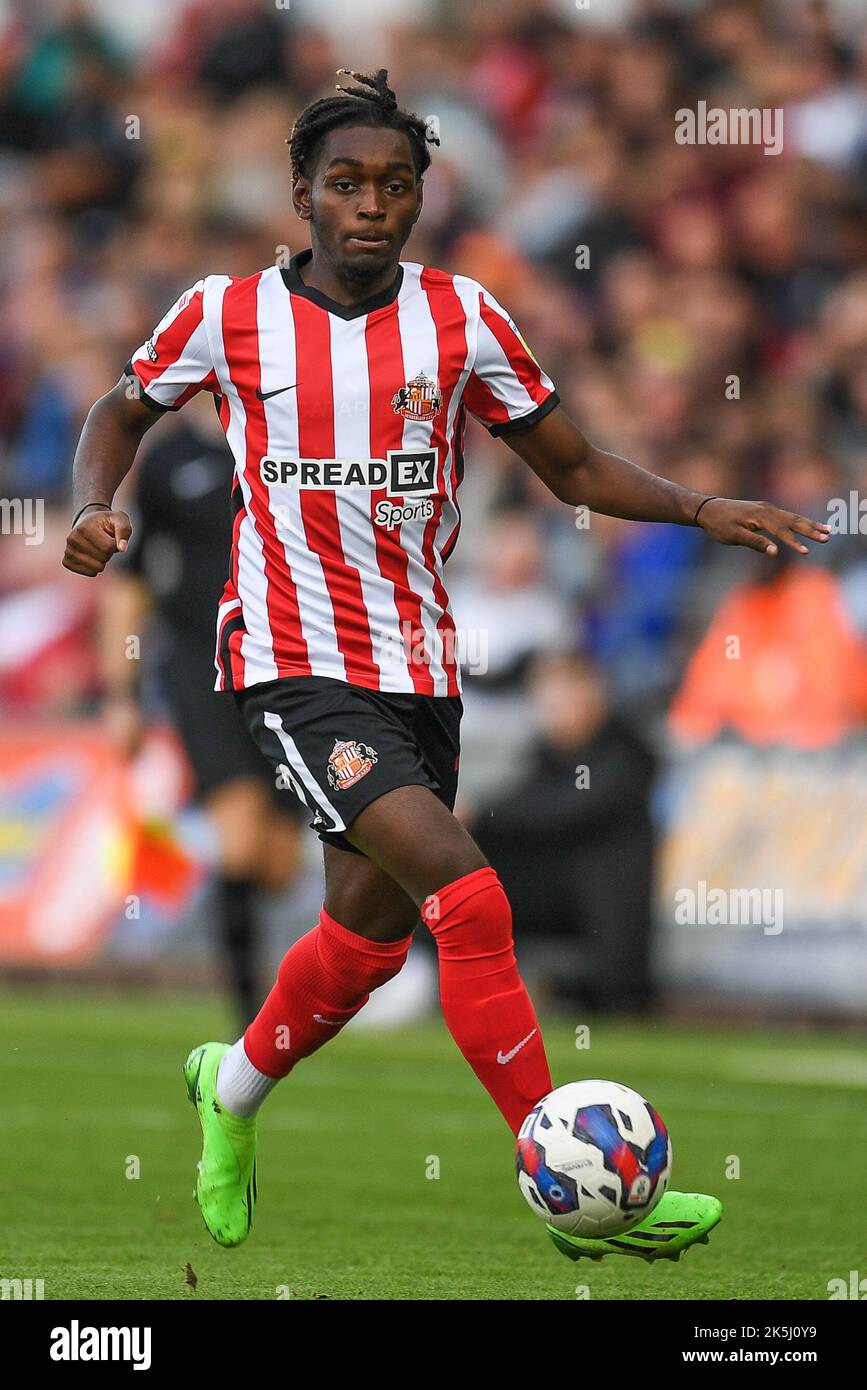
216, 875, 261, 1030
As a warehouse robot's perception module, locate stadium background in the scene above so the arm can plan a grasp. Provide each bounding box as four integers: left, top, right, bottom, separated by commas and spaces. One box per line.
4, 0, 867, 1011
1, 0, 867, 1304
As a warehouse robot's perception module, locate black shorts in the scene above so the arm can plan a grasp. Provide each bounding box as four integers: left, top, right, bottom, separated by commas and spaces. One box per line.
161, 633, 302, 815
236, 675, 463, 856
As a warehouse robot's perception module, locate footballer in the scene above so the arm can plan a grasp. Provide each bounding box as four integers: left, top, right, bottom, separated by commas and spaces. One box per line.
63, 70, 829, 1263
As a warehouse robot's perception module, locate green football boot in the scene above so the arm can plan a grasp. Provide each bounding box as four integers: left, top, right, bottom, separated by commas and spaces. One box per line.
183, 1042, 257, 1248
548, 1190, 722, 1263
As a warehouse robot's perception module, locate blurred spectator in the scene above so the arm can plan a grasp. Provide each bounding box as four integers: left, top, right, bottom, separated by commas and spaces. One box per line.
467, 650, 656, 1013
155, 0, 291, 101
449, 506, 576, 799
670, 551, 867, 748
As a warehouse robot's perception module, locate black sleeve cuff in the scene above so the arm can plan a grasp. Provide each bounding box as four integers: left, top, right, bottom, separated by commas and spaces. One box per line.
123, 359, 174, 413
487, 389, 560, 438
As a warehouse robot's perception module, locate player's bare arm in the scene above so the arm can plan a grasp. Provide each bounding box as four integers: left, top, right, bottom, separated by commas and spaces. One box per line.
507, 404, 831, 557
61, 375, 158, 576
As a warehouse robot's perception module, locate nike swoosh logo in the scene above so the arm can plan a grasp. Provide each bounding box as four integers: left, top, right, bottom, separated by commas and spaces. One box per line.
192, 1049, 205, 1106
496, 1028, 537, 1065
256, 383, 298, 401
313, 1013, 344, 1027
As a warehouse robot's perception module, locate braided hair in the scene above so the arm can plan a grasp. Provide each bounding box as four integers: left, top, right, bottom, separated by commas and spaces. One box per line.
287, 68, 439, 184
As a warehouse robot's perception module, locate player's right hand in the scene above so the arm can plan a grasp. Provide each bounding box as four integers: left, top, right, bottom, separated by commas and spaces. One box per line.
62, 509, 132, 576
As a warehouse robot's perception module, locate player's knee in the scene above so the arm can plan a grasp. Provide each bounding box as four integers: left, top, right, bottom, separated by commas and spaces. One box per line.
422, 865, 515, 957
314, 906, 413, 991
399, 837, 489, 911
363, 915, 419, 944
325, 891, 419, 943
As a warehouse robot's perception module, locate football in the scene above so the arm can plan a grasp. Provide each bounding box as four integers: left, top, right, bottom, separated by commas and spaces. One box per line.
515, 1080, 672, 1237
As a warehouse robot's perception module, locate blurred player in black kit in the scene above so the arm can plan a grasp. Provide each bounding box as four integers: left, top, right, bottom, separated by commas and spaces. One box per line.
99, 391, 304, 1030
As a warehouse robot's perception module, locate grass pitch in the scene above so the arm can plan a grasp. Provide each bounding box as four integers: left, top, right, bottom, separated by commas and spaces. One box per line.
1, 985, 865, 1300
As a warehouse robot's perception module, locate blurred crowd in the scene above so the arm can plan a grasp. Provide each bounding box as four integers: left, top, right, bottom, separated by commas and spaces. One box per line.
3, 0, 867, 709
2, 0, 867, 1004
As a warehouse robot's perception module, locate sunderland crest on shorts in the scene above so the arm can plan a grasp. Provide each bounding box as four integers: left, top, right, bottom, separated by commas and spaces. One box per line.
326, 738, 379, 791
391, 371, 443, 421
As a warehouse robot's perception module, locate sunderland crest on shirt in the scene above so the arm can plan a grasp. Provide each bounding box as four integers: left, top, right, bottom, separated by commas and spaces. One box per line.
391, 371, 443, 421
326, 738, 379, 791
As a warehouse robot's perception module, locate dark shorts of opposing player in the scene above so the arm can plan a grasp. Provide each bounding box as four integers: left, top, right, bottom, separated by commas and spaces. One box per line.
235, 675, 463, 856
163, 633, 303, 816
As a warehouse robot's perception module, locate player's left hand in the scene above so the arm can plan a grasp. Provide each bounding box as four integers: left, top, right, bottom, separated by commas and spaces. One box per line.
696, 498, 830, 556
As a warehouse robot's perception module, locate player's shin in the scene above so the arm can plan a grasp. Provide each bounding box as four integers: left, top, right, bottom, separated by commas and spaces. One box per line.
217, 906, 412, 1116
423, 866, 552, 1135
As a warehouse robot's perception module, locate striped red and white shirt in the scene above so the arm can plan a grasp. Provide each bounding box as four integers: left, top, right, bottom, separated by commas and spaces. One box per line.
124, 249, 559, 697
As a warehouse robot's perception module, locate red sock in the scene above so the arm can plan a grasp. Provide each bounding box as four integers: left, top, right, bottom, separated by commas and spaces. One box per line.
244, 907, 412, 1078
422, 866, 552, 1134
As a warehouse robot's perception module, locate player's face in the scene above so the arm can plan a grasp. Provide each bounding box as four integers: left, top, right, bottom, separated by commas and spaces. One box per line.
293, 125, 423, 280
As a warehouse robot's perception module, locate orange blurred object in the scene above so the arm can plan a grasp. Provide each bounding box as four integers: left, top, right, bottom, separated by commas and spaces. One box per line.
670, 567, 867, 749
